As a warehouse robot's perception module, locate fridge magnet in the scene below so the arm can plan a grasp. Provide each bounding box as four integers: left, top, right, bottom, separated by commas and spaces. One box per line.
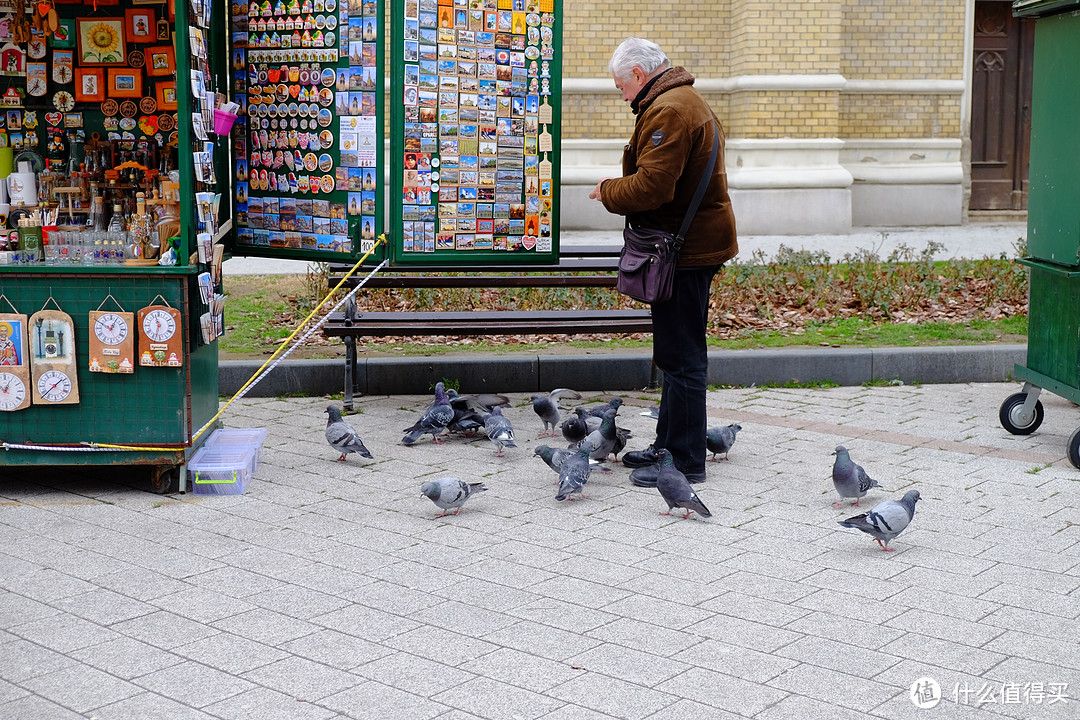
77, 17, 128, 65
26, 63, 47, 97
127, 49, 145, 68
28, 300, 80, 405
52, 19, 76, 48
108, 68, 144, 98
100, 97, 119, 115
156, 81, 177, 110
0, 43, 25, 75
156, 18, 170, 41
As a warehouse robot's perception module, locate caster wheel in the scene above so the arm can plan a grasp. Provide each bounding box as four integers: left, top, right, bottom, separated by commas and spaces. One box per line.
149, 466, 179, 494
999, 392, 1044, 435
1068, 428, 1080, 470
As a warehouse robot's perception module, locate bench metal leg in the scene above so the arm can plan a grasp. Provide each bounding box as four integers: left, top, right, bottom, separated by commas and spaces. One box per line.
647, 359, 660, 391
344, 336, 355, 411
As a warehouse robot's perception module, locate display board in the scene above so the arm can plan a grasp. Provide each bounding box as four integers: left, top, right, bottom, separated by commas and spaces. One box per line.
229, 0, 383, 260
388, 0, 561, 265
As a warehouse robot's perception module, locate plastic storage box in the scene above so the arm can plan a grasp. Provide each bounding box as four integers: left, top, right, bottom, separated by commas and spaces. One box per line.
204, 427, 268, 472
188, 445, 256, 495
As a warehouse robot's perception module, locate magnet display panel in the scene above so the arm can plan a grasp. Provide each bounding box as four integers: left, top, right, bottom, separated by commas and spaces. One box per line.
229, 0, 384, 261
389, 0, 561, 266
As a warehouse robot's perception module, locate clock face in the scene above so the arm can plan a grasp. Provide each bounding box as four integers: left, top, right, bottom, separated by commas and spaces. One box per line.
142, 309, 177, 342
0, 372, 26, 411
54, 91, 75, 112
28, 78, 47, 97
37, 369, 72, 402
94, 313, 130, 345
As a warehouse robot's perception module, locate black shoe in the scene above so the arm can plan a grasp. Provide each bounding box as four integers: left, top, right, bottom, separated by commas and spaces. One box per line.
623, 445, 662, 468
629, 464, 659, 487
631, 464, 706, 487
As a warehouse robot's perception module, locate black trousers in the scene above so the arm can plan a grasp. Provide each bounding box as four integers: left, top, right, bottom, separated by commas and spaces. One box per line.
651, 264, 720, 475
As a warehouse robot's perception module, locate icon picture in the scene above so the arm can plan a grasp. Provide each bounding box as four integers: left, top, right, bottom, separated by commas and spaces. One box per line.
910, 677, 942, 709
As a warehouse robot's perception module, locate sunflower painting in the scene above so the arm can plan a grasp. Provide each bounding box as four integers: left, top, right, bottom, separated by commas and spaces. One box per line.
76, 18, 127, 65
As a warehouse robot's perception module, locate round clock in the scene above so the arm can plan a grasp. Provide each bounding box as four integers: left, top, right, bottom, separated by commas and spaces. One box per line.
0, 372, 27, 411
27, 77, 47, 97
37, 369, 73, 403
54, 65, 72, 84
142, 309, 177, 343
53, 91, 75, 112
94, 313, 130, 345
28, 39, 46, 60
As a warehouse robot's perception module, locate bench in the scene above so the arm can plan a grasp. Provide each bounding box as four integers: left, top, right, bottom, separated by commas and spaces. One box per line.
322, 245, 655, 408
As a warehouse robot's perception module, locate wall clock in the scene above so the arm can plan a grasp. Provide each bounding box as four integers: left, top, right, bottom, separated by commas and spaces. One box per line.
138, 304, 183, 367
36, 368, 73, 403
0, 371, 28, 411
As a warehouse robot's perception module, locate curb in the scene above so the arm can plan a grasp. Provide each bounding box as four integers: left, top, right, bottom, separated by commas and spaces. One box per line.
220, 344, 1028, 397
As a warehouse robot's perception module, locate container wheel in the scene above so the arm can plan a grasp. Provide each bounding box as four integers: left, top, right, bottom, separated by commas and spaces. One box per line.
150, 466, 179, 494
1068, 428, 1080, 470
999, 392, 1045, 435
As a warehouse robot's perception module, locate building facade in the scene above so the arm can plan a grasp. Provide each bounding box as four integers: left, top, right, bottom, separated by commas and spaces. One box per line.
558, 0, 1024, 234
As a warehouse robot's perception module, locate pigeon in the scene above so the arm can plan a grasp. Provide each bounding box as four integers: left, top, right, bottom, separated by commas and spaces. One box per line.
420, 477, 487, 517
556, 446, 592, 501
560, 407, 590, 445
402, 382, 455, 445
447, 407, 485, 436
580, 415, 631, 459
655, 449, 711, 519
584, 397, 623, 419
534, 444, 574, 473
831, 446, 881, 507
324, 405, 373, 462
579, 408, 619, 461
706, 424, 742, 461
447, 389, 510, 414
838, 490, 921, 551
484, 406, 517, 456
531, 388, 581, 437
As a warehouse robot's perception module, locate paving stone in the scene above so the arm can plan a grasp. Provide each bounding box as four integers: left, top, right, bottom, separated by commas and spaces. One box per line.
89, 691, 221, 720
654, 666, 788, 716
887, 632, 1008, 674
134, 659, 256, 708
775, 635, 901, 679
683, 612, 804, 654
755, 694, 875, 720
0, 693, 88, 719
459, 647, 584, 694
203, 686, 340, 720
585, 617, 701, 658
545, 671, 675, 720
481, 620, 601, 662
767, 662, 899, 713
635, 698, 747, 720
431, 677, 563, 719
566, 643, 690, 687
671, 639, 798, 684
22, 662, 141, 713
242, 656, 360, 702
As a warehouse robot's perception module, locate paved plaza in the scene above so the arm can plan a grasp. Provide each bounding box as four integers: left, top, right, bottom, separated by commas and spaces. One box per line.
1, 380, 1078, 719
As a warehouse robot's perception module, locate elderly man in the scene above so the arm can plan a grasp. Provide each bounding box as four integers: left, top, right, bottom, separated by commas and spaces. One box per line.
589, 38, 738, 487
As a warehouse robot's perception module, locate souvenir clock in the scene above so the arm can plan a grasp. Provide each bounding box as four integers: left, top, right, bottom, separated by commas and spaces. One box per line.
89, 310, 135, 374
28, 306, 80, 405
0, 371, 28, 411
138, 304, 183, 367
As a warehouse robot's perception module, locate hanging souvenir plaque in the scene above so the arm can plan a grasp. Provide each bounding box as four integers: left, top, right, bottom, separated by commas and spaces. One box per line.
28, 299, 80, 405
89, 296, 135, 374
138, 298, 183, 367
0, 300, 31, 411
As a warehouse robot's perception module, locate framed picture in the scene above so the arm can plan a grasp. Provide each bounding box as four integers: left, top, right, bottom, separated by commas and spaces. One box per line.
155, 81, 177, 110
52, 19, 76, 48
76, 18, 127, 65
124, 8, 155, 43
108, 68, 143, 98
146, 44, 174, 76
75, 68, 105, 102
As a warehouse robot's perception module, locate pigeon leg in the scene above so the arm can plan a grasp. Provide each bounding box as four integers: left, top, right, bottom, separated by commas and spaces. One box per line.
432, 437, 445, 445
453, 507, 463, 515
851, 499, 861, 506
708, 456, 717, 462
337, 453, 347, 462
659, 511, 673, 516
682, 510, 693, 519
875, 538, 895, 552
435, 511, 450, 518
832, 500, 845, 508
723, 453, 730, 460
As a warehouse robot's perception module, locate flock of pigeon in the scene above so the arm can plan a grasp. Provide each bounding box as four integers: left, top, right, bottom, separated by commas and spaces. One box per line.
323, 384, 922, 552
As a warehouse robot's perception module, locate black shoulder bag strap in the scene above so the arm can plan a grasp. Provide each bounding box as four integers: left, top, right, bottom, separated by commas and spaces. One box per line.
672, 120, 720, 252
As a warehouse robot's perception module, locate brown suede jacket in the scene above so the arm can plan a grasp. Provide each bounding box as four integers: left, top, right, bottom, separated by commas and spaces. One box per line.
601, 67, 738, 267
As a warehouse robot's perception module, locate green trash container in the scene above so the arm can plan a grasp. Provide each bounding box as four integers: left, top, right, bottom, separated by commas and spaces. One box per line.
1000, 0, 1080, 467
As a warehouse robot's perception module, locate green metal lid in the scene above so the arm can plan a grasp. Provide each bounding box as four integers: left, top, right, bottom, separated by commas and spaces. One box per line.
1013, 0, 1080, 18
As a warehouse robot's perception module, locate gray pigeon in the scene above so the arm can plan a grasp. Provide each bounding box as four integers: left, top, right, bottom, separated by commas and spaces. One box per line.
706, 424, 741, 461
581, 415, 631, 459
584, 397, 623, 419
402, 382, 455, 445
420, 477, 487, 517
579, 408, 619, 461
447, 407, 485, 436
838, 489, 921, 551
831, 446, 881, 507
534, 444, 574, 473
556, 446, 591, 501
324, 405, 373, 462
531, 388, 581, 437
560, 407, 589, 445
484, 406, 517, 455
655, 449, 711, 519
447, 389, 510, 414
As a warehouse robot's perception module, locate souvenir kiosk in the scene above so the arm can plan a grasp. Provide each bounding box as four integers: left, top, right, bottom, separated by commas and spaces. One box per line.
0, 0, 562, 492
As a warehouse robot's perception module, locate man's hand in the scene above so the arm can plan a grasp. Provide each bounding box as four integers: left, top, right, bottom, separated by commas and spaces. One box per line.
588, 178, 611, 201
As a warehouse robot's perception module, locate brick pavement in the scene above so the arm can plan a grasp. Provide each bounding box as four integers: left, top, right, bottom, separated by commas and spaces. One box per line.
1, 382, 1078, 719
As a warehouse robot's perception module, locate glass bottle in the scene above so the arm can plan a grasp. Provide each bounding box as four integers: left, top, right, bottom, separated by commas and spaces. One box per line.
131, 193, 153, 260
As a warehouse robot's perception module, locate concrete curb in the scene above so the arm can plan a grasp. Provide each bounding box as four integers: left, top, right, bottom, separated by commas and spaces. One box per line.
220, 344, 1028, 397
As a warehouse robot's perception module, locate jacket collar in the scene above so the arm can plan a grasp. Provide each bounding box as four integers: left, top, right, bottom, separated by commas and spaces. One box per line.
632, 66, 695, 115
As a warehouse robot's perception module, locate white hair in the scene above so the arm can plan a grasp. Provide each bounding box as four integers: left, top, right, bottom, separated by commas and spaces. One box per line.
608, 38, 671, 80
